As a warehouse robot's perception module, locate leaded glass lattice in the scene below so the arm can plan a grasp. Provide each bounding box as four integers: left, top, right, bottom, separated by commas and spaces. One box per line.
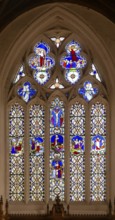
9, 103, 24, 201
50, 97, 65, 201
29, 104, 45, 201
70, 102, 85, 201
90, 102, 106, 201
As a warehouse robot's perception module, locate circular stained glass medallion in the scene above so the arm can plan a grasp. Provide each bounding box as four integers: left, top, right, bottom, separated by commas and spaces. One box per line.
33, 71, 50, 85
65, 69, 80, 84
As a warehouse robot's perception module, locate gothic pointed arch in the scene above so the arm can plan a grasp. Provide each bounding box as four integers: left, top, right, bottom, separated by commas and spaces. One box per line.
0, 2, 113, 215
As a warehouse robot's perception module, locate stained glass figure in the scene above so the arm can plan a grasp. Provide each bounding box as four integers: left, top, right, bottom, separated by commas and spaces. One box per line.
13, 65, 25, 84
71, 135, 85, 155
17, 82, 36, 103
51, 37, 65, 48
90, 102, 106, 201
70, 102, 85, 201
29, 104, 45, 201
50, 78, 64, 89
28, 42, 55, 85
11, 138, 23, 156
91, 135, 105, 152
60, 41, 87, 84
51, 106, 63, 128
9, 103, 24, 201
34, 42, 50, 56
51, 158, 63, 178
78, 81, 98, 102
30, 136, 44, 156
90, 64, 101, 82
50, 98, 65, 201
51, 134, 64, 153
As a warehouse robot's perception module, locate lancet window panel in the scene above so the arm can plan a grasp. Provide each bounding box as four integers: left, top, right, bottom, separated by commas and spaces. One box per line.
29, 104, 45, 201
90, 102, 106, 201
70, 102, 85, 201
50, 97, 65, 201
9, 103, 24, 201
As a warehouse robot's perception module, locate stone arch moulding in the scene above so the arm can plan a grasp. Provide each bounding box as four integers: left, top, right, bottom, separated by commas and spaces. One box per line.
0, 3, 114, 92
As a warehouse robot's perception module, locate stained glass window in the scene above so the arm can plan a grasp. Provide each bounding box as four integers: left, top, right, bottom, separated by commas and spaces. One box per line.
50, 97, 65, 201
17, 82, 36, 103
51, 37, 65, 48
70, 102, 85, 201
90, 64, 101, 82
90, 102, 106, 201
29, 104, 45, 201
28, 42, 55, 85
60, 41, 87, 84
9, 38, 108, 208
79, 81, 98, 102
50, 78, 64, 89
13, 65, 25, 84
9, 103, 24, 201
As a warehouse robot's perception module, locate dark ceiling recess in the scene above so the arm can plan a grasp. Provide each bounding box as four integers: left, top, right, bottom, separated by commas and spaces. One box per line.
0, 0, 115, 31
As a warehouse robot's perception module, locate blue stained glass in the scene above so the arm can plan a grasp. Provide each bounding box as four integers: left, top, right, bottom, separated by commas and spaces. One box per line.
61, 55, 86, 69
51, 134, 64, 153
90, 64, 101, 82
11, 138, 23, 156
51, 106, 63, 127
50, 98, 65, 201
90, 103, 106, 201
60, 41, 87, 84
91, 135, 105, 153
28, 42, 55, 85
65, 40, 81, 54
29, 55, 55, 70
30, 136, 44, 156
17, 82, 36, 103
34, 42, 50, 55
78, 81, 98, 102
9, 103, 24, 201
14, 65, 25, 83
29, 104, 45, 201
51, 158, 63, 179
71, 135, 85, 155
